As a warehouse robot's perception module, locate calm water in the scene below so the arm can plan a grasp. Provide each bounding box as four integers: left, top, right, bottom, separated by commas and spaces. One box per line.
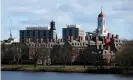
1, 71, 133, 80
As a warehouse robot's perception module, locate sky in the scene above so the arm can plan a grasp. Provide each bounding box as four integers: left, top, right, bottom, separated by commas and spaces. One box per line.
1, 0, 133, 41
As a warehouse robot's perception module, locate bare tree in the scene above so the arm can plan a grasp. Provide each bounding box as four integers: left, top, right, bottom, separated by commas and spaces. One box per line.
50, 45, 62, 65
80, 49, 87, 68
115, 40, 133, 69
12, 46, 22, 65
60, 43, 72, 67
40, 48, 51, 65
7, 45, 15, 64
31, 47, 42, 67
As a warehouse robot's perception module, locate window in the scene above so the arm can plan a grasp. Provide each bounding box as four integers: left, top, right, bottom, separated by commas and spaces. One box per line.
104, 51, 106, 54
49, 34, 51, 36
72, 43, 74, 45
27, 31, 30, 36
33, 31, 35, 36
38, 32, 40, 37
43, 32, 46, 36
21, 31, 24, 36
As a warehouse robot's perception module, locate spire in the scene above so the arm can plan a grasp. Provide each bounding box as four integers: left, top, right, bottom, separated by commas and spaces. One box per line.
101, 6, 103, 12
8, 18, 14, 41
98, 6, 104, 17
10, 19, 12, 38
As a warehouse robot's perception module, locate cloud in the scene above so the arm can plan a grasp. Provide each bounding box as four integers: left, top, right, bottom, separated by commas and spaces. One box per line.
1, 0, 133, 40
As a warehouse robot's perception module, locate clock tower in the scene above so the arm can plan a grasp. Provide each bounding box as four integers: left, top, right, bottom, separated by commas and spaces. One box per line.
97, 6, 108, 37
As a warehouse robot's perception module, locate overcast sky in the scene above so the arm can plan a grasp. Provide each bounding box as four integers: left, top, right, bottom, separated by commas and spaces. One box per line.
1, 0, 133, 41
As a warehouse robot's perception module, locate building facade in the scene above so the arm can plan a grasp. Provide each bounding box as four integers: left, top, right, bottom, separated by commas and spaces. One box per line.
20, 21, 57, 43
62, 24, 84, 41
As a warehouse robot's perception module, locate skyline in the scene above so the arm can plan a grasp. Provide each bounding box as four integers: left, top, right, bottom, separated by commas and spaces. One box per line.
1, 0, 133, 41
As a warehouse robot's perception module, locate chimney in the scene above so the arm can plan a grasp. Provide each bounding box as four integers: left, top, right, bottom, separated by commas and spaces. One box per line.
47, 39, 49, 43
107, 33, 111, 39
38, 38, 41, 43
37, 39, 38, 43
105, 38, 108, 44
116, 35, 119, 39
41, 38, 43, 43
50, 39, 52, 42
112, 34, 114, 39
29, 38, 31, 42
68, 36, 70, 41
81, 36, 83, 41
90, 36, 92, 39
61, 39, 63, 42
85, 36, 88, 40
101, 44, 103, 49
71, 36, 73, 41
52, 39, 55, 42
96, 36, 99, 43
79, 36, 81, 42
26, 38, 29, 43
96, 44, 99, 50
102, 37, 105, 44
108, 46, 110, 51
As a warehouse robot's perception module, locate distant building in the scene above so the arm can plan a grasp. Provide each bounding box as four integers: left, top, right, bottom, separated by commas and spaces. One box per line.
62, 24, 84, 41
20, 20, 57, 43
85, 7, 108, 38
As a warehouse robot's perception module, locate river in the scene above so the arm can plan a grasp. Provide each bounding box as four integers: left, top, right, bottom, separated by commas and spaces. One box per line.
1, 71, 133, 80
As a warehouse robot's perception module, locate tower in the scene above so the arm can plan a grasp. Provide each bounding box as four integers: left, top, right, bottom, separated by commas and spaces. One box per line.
97, 6, 108, 37
8, 19, 14, 41
49, 20, 56, 41
50, 20, 56, 30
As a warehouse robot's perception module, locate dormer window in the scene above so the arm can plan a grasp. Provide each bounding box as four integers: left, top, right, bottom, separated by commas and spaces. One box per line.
72, 43, 74, 45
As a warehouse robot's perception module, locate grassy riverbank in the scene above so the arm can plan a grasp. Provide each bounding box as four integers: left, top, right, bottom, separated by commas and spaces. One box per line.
1, 65, 88, 73
1, 65, 133, 75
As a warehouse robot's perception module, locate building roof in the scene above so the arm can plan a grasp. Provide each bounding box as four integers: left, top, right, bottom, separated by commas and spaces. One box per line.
67, 40, 88, 47
26, 27, 49, 30
65, 24, 84, 30
98, 12, 104, 17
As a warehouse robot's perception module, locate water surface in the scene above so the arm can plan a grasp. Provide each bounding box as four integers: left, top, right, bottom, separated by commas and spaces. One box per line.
1, 71, 133, 80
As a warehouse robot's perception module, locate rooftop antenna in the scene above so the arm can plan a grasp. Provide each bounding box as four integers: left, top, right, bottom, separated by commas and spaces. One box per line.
8, 18, 14, 41
10, 19, 12, 38
101, 6, 103, 12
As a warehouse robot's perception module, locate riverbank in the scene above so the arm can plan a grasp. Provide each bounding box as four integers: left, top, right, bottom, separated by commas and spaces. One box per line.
1, 65, 133, 75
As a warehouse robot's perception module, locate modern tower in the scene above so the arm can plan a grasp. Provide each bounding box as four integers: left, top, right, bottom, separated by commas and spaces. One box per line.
62, 24, 84, 41
20, 20, 57, 43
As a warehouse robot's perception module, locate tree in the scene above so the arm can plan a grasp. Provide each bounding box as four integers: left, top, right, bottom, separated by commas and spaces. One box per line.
115, 40, 133, 69
31, 47, 42, 67
40, 48, 51, 65
50, 45, 62, 65
60, 43, 72, 67
7, 45, 15, 64
81, 49, 87, 68
11, 44, 22, 65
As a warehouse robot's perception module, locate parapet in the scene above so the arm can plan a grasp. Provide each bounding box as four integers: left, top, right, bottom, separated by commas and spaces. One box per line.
26, 27, 49, 30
